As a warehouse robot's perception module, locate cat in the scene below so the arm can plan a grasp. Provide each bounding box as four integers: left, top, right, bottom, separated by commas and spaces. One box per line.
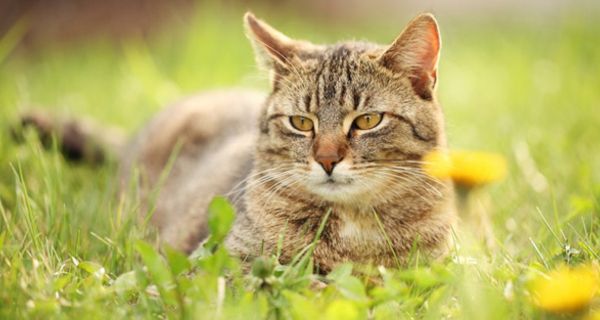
20, 12, 456, 273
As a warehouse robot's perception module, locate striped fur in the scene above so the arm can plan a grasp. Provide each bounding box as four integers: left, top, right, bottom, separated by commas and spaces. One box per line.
121, 13, 456, 272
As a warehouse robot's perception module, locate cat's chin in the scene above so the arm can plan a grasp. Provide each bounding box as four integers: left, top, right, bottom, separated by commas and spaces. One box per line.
309, 180, 372, 204
304, 161, 376, 204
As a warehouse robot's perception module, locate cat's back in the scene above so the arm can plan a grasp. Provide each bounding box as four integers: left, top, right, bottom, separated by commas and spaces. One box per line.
121, 88, 265, 177
121, 88, 266, 251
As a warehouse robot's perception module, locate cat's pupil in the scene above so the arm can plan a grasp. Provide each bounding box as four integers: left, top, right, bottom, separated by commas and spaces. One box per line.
290, 115, 313, 131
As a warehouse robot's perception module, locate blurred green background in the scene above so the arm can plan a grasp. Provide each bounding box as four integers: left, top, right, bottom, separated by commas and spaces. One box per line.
2, 0, 600, 272
2, 0, 598, 229
0, 0, 599, 318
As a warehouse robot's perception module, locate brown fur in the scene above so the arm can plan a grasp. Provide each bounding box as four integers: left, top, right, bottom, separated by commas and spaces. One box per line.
222, 13, 455, 272
21, 12, 456, 272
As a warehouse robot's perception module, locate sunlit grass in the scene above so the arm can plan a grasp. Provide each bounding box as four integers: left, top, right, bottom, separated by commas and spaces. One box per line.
0, 4, 599, 319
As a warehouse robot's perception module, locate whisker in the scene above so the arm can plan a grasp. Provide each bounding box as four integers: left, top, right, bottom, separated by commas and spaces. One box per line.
227, 164, 294, 197
369, 169, 444, 199
378, 167, 446, 188
260, 171, 303, 205
228, 167, 297, 205
353, 163, 446, 189
230, 172, 289, 201
361, 168, 444, 206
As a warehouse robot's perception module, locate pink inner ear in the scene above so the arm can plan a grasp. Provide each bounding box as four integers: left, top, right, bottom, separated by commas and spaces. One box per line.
410, 71, 435, 101
380, 15, 441, 100
380, 14, 441, 79
421, 23, 440, 74
408, 18, 441, 99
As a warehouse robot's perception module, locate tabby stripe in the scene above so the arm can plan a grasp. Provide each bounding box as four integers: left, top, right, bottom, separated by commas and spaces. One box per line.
359, 125, 394, 139
352, 91, 361, 110
313, 61, 327, 109
281, 131, 307, 139
345, 62, 353, 83
277, 190, 312, 205
386, 113, 433, 142
303, 94, 312, 112
386, 113, 417, 129
262, 146, 291, 155
338, 83, 346, 107
324, 74, 335, 100
363, 95, 371, 110
267, 113, 286, 122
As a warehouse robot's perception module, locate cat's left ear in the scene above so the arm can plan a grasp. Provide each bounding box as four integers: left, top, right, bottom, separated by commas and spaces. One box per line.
244, 12, 318, 76
379, 13, 441, 100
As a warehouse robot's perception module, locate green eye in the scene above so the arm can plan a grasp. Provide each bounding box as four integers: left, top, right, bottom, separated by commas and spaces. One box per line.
353, 113, 383, 130
290, 116, 314, 132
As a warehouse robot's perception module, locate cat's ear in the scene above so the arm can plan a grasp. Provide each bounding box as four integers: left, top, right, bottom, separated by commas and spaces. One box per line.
244, 12, 316, 73
379, 13, 441, 100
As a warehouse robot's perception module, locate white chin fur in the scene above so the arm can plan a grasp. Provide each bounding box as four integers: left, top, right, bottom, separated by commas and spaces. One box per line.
310, 183, 368, 203
305, 161, 373, 204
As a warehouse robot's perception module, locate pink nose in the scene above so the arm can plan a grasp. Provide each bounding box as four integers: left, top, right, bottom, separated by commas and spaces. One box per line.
313, 137, 347, 175
315, 153, 343, 175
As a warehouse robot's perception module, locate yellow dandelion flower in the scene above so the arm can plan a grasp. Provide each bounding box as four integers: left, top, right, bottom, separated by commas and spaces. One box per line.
585, 310, 600, 320
423, 150, 507, 187
531, 265, 600, 314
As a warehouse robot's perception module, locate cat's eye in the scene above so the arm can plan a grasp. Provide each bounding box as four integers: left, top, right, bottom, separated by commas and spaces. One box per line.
289, 116, 314, 132
353, 113, 383, 130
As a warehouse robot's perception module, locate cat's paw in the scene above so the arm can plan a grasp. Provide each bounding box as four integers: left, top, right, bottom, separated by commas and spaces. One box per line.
12, 110, 57, 146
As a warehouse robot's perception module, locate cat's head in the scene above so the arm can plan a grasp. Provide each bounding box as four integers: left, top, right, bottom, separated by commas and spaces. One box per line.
246, 12, 447, 206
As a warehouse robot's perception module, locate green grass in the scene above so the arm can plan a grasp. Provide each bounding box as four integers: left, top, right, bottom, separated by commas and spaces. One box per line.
1, 4, 599, 319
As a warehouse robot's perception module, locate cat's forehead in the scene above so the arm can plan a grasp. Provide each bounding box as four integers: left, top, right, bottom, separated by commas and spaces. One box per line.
310, 43, 379, 90
272, 43, 391, 117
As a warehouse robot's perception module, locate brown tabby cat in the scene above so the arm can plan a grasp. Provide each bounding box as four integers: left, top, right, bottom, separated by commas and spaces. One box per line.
22, 12, 456, 273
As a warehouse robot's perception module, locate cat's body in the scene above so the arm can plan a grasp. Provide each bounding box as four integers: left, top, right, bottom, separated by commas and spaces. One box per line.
121, 13, 456, 272
23, 13, 456, 272
120, 89, 266, 251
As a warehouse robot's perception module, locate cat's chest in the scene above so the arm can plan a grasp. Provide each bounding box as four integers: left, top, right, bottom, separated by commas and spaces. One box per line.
330, 210, 386, 248
309, 209, 394, 271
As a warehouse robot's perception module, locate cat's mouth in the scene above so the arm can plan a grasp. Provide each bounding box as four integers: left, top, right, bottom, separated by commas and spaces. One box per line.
322, 177, 351, 185
308, 176, 367, 203
305, 161, 372, 203
325, 177, 341, 184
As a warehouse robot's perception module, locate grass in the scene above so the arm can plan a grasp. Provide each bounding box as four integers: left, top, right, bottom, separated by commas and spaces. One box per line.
1, 3, 599, 319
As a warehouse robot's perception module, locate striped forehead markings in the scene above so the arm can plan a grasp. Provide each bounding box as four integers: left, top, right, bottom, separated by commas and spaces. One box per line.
313, 46, 360, 112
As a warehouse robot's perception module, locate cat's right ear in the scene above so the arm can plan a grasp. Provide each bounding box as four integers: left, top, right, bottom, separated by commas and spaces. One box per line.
244, 12, 317, 76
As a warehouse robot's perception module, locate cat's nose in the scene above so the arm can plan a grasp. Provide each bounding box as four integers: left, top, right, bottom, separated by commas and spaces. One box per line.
316, 154, 344, 175
313, 136, 347, 175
